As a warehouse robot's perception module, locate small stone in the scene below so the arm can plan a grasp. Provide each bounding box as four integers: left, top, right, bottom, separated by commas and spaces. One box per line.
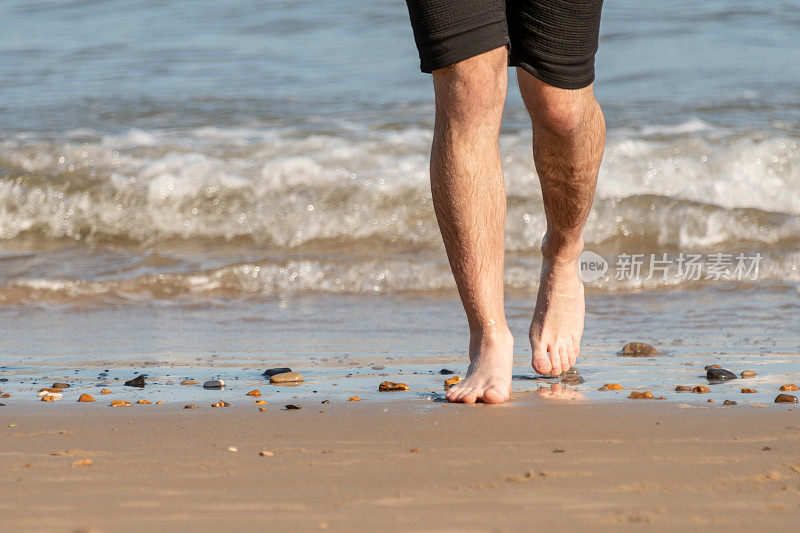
706, 368, 737, 381
41, 394, 56, 402
72, 459, 92, 467
741, 370, 756, 378
137, 400, 151, 404
227, 446, 238, 452
156, 401, 164, 405
371, 365, 386, 370
52, 382, 70, 389
263, 367, 292, 377
124, 375, 146, 388
723, 400, 737, 406
184, 404, 197, 409
258, 407, 266, 412
775, 394, 799, 404
321, 400, 330, 404
259, 450, 274, 456
598, 383, 623, 391
285, 404, 302, 410
693, 386, 710, 393
110, 400, 132, 407
561, 373, 585, 385
620, 342, 657, 356
203, 380, 224, 389
101, 389, 111, 394
181, 380, 198, 385
379, 381, 410, 392
78, 394, 95, 402
269, 372, 304, 384
348, 396, 361, 401
247, 389, 262, 397
707, 399, 715, 403
410, 448, 420, 453
0, 393, 9, 398
704, 365, 721, 371
675, 385, 693, 392
254, 399, 268, 405
211, 400, 230, 408
741, 388, 757, 393
444, 376, 462, 389
439, 369, 454, 375
780, 384, 799, 391
628, 391, 654, 399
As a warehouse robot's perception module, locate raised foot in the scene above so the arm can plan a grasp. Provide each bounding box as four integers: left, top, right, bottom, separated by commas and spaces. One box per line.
530, 256, 585, 376
446, 329, 514, 404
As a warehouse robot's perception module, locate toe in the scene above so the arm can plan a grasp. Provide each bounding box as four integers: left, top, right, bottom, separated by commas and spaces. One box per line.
482, 386, 508, 404
461, 388, 479, 404
532, 342, 552, 375
549, 344, 563, 376
559, 344, 571, 375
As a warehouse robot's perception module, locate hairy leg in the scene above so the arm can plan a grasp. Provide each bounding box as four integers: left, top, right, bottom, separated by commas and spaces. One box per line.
431, 47, 514, 404
517, 71, 606, 376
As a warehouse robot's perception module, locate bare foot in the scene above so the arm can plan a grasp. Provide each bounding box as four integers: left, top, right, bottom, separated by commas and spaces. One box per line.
446, 328, 514, 404
536, 383, 586, 401
530, 255, 585, 376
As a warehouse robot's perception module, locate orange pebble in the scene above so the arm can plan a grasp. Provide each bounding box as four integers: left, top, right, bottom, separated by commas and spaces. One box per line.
156, 401, 164, 405
110, 400, 132, 407
780, 384, 799, 391
741, 388, 757, 393
78, 394, 95, 402
41, 395, 56, 402
348, 396, 361, 401
254, 400, 268, 405
101, 389, 111, 395
599, 383, 623, 391
628, 391, 654, 400
693, 386, 710, 393
137, 400, 151, 404
246, 390, 261, 397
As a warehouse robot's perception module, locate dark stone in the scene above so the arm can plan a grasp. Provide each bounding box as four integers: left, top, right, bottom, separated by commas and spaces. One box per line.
619, 342, 657, 356
0, 403, 5, 406
561, 374, 585, 385
775, 394, 799, 404
321, 400, 330, 404
723, 400, 737, 406
52, 382, 70, 389
285, 404, 302, 410
263, 367, 292, 377
565, 367, 579, 375
706, 368, 737, 381
675, 385, 693, 392
124, 375, 146, 388
439, 369, 454, 375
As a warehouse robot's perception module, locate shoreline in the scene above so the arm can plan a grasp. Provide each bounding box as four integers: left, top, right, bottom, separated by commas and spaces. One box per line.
2, 400, 799, 531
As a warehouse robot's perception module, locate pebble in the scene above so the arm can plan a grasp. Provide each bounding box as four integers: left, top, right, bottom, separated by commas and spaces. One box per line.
203, 380, 224, 389
692, 386, 710, 393
254, 400, 268, 405
137, 400, 151, 404
379, 381, 410, 392
181, 380, 198, 385
780, 384, 799, 391
704, 365, 721, 370
124, 375, 146, 388
101, 388, 111, 394
259, 450, 274, 456
741, 388, 757, 393
348, 396, 361, 401
247, 389, 262, 397
620, 342, 657, 356
269, 372, 304, 384
227, 446, 238, 452
184, 404, 197, 409
263, 367, 292, 377
707, 399, 715, 403
775, 394, 799, 404
444, 376, 462, 389
706, 368, 737, 381
598, 383, 623, 391
259, 407, 266, 412
156, 401, 164, 405
628, 391, 654, 399
72, 459, 92, 467
110, 400, 132, 407
285, 404, 302, 410
41, 395, 57, 402
78, 394, 95, 402
371, 365, 386, 370
211, 400, 230, 408
440, 369, 454, 375
0, 393, 9, 398
723, 400, 737, 405
741, 370, 756, 378
675, 385, 693, 392
321, 400, 330, 404
561, 373, 585, 385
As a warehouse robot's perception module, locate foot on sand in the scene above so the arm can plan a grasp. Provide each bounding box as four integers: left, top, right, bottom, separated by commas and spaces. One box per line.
530, 252, 585, 376
446, 328, 513, 404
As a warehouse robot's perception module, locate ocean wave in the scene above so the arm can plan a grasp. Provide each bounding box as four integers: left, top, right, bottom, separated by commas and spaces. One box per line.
0, 121, 798, 253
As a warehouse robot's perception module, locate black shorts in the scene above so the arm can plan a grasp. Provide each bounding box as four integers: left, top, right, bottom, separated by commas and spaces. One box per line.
405, 0, 604, 90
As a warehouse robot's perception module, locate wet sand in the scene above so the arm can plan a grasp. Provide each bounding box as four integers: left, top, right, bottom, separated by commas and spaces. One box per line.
2, 400, 799, 532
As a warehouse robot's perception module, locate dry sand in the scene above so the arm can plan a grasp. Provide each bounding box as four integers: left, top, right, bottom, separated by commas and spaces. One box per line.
2, 400, 799, 532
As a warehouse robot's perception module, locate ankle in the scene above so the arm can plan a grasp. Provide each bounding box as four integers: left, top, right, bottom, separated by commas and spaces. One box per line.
469, 322, 512, 342
541, 234, 584, 264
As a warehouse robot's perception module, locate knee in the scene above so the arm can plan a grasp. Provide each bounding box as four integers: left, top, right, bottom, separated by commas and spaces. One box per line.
433, 50, 507, 120
533, 93, 596, 138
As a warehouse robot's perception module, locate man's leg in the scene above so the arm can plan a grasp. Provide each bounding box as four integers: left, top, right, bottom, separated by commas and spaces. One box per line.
518, 72, 606, 376
431, 47, 514, 404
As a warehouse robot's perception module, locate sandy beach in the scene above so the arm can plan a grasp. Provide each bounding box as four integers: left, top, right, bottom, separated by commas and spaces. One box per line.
2, 400, 799, 532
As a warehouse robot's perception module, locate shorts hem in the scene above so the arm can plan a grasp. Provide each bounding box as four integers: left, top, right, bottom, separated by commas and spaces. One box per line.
419, 22, 509, 73
511, 59, 595, 90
